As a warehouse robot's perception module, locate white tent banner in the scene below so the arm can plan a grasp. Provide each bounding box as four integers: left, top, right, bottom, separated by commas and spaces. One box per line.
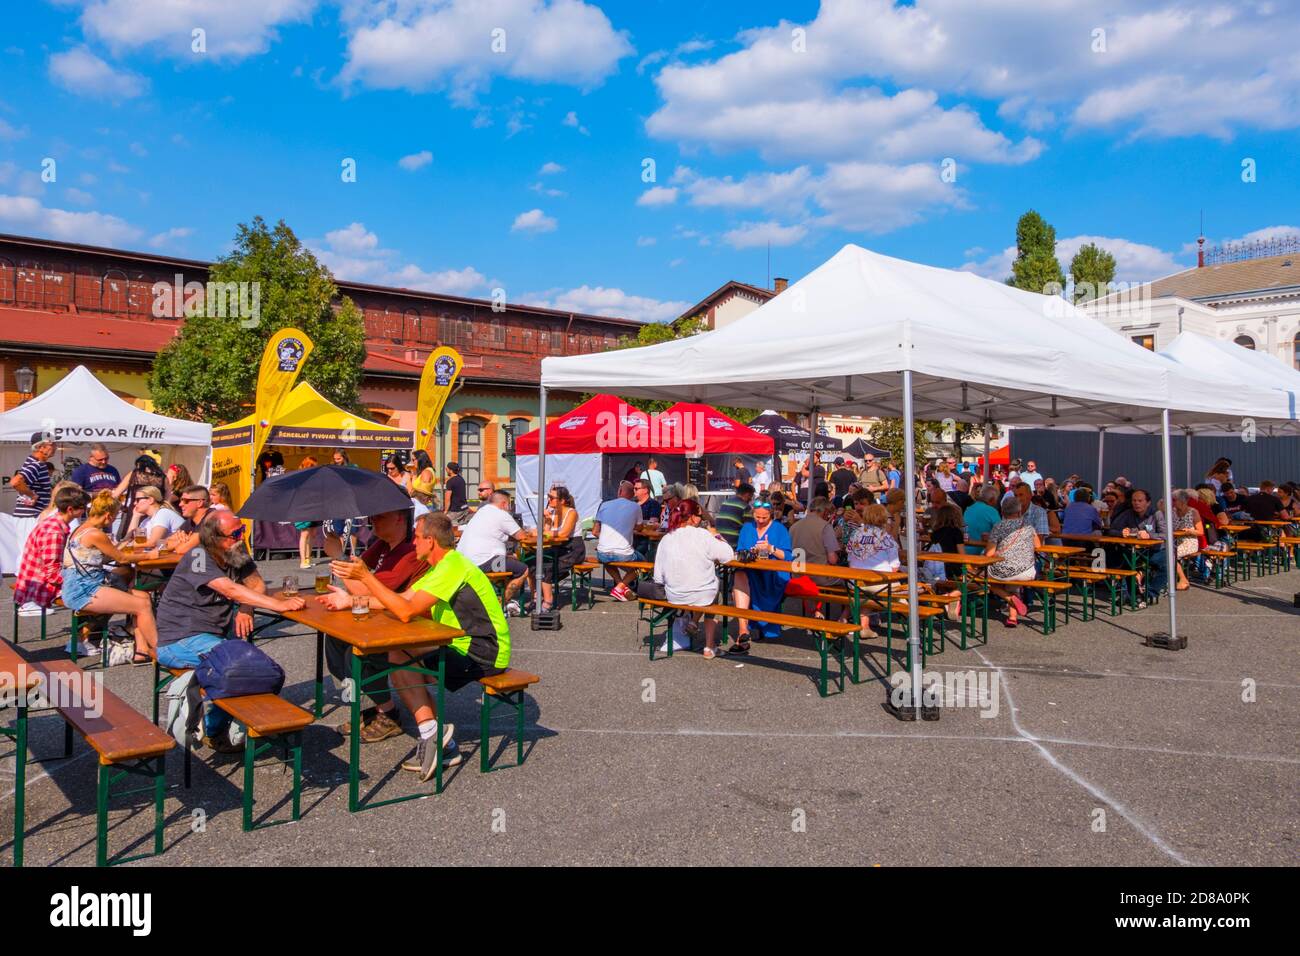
514, 453, 601, 529
1, 366, 213, 573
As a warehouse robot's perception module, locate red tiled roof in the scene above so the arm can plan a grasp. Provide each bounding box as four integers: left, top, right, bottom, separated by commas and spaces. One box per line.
0, 305, 180, 356
678, 279, 776, 322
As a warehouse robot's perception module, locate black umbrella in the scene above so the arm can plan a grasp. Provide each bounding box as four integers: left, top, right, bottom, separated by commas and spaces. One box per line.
745, 412, 844, 453
237, 465, 414, 522
842, 438, 889, 460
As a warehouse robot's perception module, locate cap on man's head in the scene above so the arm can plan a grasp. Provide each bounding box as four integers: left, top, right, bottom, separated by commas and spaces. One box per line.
834, 457, 844, 466
30, 431, 53, 447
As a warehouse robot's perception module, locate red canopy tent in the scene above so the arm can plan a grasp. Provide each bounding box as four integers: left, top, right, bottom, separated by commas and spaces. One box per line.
654, 402, 774, 455
515, 393, 658, 455
977, 443, 1011, 468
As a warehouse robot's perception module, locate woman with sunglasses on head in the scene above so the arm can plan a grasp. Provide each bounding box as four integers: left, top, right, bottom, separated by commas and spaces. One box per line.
537, 485, 584, 613
61, 491, 159, 663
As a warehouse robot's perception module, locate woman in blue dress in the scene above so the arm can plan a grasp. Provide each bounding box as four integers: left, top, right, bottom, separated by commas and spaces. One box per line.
731, 499, 792, 650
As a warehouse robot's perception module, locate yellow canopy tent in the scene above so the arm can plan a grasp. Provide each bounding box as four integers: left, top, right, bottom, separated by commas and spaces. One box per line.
212, 383, 414, 515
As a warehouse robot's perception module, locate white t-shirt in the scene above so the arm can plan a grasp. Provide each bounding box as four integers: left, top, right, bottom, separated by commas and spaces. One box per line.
595, 497, 641, 556
1019, 470, 1044, 488
653, 524, 735, 606
457, 505, 521, 566
142, 508, 185, 537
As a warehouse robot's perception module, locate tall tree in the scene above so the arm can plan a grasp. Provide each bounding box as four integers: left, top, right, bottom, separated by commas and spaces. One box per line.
1008, 209, 1066, 295
150, 217, 367, 422
1068, 242, 1117, 303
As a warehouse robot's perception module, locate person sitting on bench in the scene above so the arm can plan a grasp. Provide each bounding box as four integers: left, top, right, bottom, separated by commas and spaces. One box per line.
15, 485, 87, 616
984, 497, 1041, 627
154, 511, 306, 752
316, 506, 427, 742
651, 498, 735, 659
332, 513, 511, 781
593, 481, 643, 602
449, 488, 532, 614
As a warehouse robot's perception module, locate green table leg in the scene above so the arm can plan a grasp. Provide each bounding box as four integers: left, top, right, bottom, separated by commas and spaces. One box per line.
314, 631, 325, 718
347, 651, 362, 812
434, 649, 446, 795
10, 703, 26, 867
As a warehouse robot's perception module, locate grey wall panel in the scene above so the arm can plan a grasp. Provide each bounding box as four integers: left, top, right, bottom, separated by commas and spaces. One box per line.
1008, 429, 1300, 491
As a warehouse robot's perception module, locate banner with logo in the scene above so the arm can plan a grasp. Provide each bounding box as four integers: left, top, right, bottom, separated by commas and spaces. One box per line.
252, 328, 312, 466
415, 346, 462, 450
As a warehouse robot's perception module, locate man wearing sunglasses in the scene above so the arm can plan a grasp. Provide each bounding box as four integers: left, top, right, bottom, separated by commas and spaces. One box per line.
164, 484, 213, 555
154, 511, 306, 753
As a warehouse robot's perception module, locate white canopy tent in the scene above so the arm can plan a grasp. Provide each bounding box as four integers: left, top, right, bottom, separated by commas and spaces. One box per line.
1, 366, 212, 573
538, 244, 1296, 714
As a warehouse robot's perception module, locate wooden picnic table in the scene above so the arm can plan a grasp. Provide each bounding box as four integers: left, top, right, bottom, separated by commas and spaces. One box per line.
274, 596, 462, 811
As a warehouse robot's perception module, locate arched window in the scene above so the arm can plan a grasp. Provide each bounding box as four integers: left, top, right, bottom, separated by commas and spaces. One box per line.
1294, 332, 1300, 370
1234, 334, 1256, 350
457, 418, 483, 487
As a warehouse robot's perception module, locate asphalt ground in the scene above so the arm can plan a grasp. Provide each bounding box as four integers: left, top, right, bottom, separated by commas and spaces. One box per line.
2, 555, 1297, 867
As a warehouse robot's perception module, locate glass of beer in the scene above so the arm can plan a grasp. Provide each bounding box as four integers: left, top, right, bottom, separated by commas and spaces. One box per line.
351, 594, 369, 621
314, 568, 332, 594
282, 575, 299, 597
133, 529, 147, 547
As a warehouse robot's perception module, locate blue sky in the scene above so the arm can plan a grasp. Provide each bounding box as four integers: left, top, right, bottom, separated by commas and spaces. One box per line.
2, 0, 1298, 322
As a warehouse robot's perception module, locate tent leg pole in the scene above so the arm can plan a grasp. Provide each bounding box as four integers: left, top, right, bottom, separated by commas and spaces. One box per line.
983, 418, 990, 484
1185, 430, 1193, 487
808, 408, 818, 514
1161, 409, 1178, 647
535, 386, 548, 609
1096, 427, 1106, 492
902, 371, 922, 718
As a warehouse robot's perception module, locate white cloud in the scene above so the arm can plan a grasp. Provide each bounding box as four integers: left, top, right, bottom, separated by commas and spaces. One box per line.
961, 234, 1186, 286
636, 186, 678, 207
723, 220, 808, 250
398, 149, 433, 170
562, 110, 590, 135
636, 236, 656, 247
64, 187, 95, 206
511, 208, 556, 233
311, 222, 488, 294
339, 0, 631, 102
49, 47, 148, 99
0, 117, 26, 140
148, 226, 194, 248
0, 193, 142, 245
68, 0, 316, 60
1197, 225, 1300, 252
529, 181, 565, 197
524, 285, 690, 323
128, 141, 147, 157
538, 161, 565, 175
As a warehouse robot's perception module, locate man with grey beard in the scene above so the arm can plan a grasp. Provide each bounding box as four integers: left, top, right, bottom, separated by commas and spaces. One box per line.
154, 510, 305, 752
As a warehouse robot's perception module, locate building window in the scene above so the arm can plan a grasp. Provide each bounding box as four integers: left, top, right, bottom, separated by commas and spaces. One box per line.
458, 418, 483, 487
1234, 334, 1256, 350
490, 318, 505, 346
506, 417, 529, 482
1131, 334, 1155, 351
1294, 332, 1300, 370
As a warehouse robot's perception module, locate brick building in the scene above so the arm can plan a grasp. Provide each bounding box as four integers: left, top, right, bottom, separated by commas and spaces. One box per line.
0, 232, 640, 490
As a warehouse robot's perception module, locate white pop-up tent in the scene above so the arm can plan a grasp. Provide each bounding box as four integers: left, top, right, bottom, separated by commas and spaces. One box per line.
1, 366, 213, 573
537, 244, 1296, 714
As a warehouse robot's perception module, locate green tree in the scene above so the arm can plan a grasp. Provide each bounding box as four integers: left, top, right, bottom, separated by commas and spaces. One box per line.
1008, 209, 1066, 295
1068, 242, 1117, 303
582, 315, 758, 421
150, 217, 367, 422
868, 417, 941, 472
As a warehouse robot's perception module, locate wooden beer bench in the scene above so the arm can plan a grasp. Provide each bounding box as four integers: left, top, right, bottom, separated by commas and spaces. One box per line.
987, 578, 1071, 634
477, 669, 541, 771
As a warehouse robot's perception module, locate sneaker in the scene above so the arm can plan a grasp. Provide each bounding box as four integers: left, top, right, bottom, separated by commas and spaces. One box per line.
1135, 599, 1149, 609
336, 706, 377, 734
401, 723, 456, 779
610, 584, 630, 602
358, 709, 404, 743
65, 638, 101, 657
17, 603, 45, 618
203, 732, 245, 755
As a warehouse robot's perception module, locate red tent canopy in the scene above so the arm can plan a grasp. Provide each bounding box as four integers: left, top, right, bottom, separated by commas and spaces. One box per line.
977, 443, 1011, 467
655, 403, 774, 455
515, 393, 657, 455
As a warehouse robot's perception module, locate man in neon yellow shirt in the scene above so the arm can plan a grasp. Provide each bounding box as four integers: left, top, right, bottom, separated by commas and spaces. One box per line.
333, 511, 510, 781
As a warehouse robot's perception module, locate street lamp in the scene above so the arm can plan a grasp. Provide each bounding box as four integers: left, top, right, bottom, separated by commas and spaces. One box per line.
14, 364, 35, 403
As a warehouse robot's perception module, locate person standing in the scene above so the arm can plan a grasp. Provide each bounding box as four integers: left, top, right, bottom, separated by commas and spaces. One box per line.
69, 444, 121, 495
751, 459, 771, 494
12, 433, 55, 520
634, 457, 665, 498
714, 483, 755, 548
442, 461, 469, 524
732, 457, 751, 489
858, 454, 889, 496
829, 458, 855, 499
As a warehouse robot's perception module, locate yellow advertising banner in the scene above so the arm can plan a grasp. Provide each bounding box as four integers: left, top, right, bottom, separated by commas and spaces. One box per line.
252, 328, 313, 466
415, 346, 463, 450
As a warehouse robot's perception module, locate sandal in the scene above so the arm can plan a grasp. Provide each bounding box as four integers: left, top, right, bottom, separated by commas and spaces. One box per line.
131, 652, 153, 666
1004, 613, 1018, 629
702, 646, 720, 659
1010, 595, 1028, 616
728, 640, 751, 656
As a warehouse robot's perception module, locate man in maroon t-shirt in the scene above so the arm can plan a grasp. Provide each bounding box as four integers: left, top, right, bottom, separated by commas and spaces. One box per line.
317, 508, 425, 742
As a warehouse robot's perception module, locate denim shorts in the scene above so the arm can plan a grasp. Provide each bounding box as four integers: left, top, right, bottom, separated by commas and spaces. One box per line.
597, 549, 642, 564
